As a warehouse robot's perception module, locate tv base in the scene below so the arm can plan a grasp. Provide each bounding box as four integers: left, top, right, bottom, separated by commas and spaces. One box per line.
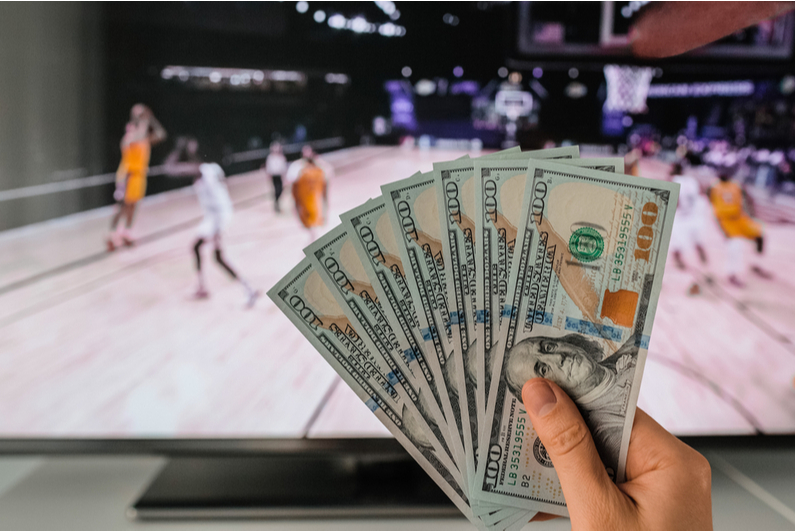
128, 442, 461, 520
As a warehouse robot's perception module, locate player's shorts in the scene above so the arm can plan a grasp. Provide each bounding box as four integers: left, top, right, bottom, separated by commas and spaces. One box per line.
296, 197, 323, 228
124, 172, 147, 204
196, 212, 232, 239
717, 214, 762, 240
669, 214, 706, 252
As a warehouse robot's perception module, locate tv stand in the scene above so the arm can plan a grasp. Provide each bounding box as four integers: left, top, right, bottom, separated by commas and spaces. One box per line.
128, 439, 461, 520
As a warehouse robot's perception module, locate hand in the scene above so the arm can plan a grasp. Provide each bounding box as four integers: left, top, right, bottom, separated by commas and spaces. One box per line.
522, 378, 713, 530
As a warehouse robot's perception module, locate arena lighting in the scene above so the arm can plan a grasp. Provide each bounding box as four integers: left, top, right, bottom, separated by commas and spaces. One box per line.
327, 12, 405, 36
443, 13, 460, 26
453, 66, 464, 78
161, 66, 309, 87
533, 67, 543, 79
498, 67, 508, 78
621, 0, 650, 18
314, 10, 326, 23
271, 70, 304, 82
375, 1, 396, 16
296, 1, 308, 14
414, 79, 436, 96
328, 14, 346, 29
373, 2, 402, 21
379, 22, 397, 36
565, 81, 587, 98
647, 81, 755, 98
568, 67, 579, 79
401, 66, 412, 78
350, 16, 373, 33
325, 73, 349, 84
450, 81, 479, 96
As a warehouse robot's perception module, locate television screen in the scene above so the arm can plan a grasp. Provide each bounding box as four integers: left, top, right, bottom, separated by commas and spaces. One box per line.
0, 2, 793, 444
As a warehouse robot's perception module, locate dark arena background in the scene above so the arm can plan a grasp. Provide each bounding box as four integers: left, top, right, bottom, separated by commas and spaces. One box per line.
0, 2, 793, 442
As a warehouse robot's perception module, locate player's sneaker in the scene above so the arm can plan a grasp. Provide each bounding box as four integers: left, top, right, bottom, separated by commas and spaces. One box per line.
728, 275, 745, 288
750, 265, 773, 279
193, 288, 210, 300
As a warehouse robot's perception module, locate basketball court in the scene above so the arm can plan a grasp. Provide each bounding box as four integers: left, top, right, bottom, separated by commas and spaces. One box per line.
0, 147, 793, 439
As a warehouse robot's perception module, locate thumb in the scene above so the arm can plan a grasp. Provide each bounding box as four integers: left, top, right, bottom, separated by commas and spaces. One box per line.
522, 378, 620, 522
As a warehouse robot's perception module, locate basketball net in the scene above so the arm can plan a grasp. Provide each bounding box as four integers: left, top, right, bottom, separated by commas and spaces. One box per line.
603, 65, 653, 114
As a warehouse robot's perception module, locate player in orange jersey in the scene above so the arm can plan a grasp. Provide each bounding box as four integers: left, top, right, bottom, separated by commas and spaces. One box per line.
107, 104, 167, 251
286, 145, 334, 241
708, 169, 772, 287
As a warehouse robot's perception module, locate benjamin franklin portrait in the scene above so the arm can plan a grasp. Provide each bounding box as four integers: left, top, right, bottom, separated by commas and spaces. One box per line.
502, 333, 640, 477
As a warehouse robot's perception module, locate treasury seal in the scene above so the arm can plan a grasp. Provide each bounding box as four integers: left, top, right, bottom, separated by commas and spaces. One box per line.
533, 436, 553, 468
569, 227, 604, 263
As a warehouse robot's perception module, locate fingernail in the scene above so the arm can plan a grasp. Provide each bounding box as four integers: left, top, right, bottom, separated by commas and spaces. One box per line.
523, 379, 557, 417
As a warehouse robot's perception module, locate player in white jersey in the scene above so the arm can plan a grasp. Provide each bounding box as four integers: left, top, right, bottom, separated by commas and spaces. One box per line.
165, 138, 260, 307
262, 141, 287, 213
668, 163, 710, 295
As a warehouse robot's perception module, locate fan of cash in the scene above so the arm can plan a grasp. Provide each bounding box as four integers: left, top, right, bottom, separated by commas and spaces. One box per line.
268, 146, 679, 530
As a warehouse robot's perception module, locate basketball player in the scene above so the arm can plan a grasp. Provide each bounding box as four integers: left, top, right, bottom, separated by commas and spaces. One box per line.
668, 163, 710, 295
164, 138, 260, 308
262, 141, 287, 213
708, 168, 772, 288
286, 145, 334, 241
107, 104, 167, 251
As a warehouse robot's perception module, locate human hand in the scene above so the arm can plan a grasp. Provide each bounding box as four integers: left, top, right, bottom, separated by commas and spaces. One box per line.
522, 378, 713, 530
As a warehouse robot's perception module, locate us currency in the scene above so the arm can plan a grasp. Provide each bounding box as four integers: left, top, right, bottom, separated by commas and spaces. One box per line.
267, 260, 483, 526
472, 148, 582, 435
473, 154, 627, 436
381, 171, 478, 483
434, 148, 594, 492
473, 160, 678, 515
304, 225, 455, 465
340, 198, 454, 444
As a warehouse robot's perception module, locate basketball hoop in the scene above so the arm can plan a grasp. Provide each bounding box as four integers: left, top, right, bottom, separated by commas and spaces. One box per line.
495, 90, 533, 121
603, 65, 653, 114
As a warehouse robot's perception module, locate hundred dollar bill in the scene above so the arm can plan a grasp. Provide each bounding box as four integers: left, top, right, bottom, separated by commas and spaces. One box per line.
471, 148, 584, 432
267, 260, 483, 525
381, 171, 473, 480
340, 198, 454, 442
304, 225, 455, 465
432, 149, 560, 507
341, 194, 524, 519
438, 149, 605, 519
473, 160, 678, 515
472, 155, 626, 432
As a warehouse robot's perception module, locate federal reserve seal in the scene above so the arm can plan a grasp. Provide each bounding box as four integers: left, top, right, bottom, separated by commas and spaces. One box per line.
569, 227, 604, 262
533, 437, 553, 468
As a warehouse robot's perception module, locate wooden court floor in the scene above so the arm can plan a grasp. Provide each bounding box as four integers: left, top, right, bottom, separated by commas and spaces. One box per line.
0, 147, 792, 439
